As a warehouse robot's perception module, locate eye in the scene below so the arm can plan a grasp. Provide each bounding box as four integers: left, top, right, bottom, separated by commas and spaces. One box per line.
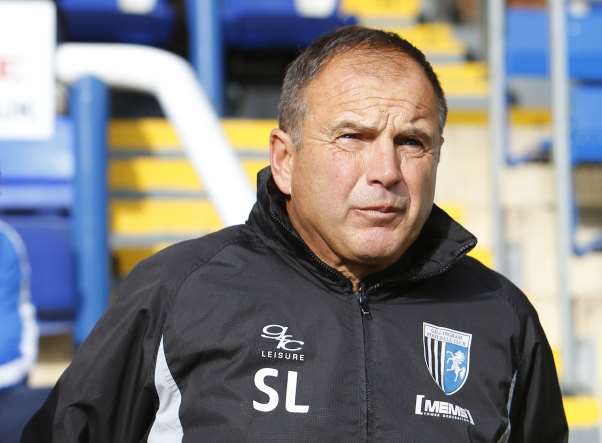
397, 137, 423, 147
335, 132, 365, 152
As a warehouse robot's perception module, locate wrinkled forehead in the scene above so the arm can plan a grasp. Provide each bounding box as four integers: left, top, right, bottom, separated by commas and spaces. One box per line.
303, 50, 439, 128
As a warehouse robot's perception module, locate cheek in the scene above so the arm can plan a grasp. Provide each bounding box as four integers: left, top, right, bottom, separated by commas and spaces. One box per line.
405, 162, 437, 202
292, 150, 356, 215
315, 151, 359, 197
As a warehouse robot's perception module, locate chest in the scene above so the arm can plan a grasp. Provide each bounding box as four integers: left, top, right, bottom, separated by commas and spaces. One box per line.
166, 286, 516, 443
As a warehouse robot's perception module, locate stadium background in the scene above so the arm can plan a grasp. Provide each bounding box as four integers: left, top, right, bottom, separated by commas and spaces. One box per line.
0, 0, 600, 441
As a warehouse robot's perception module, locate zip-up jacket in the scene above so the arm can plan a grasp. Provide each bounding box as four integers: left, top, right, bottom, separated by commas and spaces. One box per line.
23, 167, 568, 443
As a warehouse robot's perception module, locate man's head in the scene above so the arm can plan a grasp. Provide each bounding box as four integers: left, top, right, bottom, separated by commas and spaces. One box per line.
278, 26, 447, 146
270, 26, 446, 286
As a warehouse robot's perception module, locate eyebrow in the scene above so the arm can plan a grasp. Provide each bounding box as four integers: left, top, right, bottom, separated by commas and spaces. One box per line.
328, 119, 379, 135
329, 119, 435, 144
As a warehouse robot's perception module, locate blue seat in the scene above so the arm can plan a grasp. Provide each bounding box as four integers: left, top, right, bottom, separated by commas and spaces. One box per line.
222, 0, 356, 49
506, 6, 602, 79
509, 85, 602, 166
0, 118, 77, 332
0, 216, 76, 333
58, 0, 175, 46
505, 9, 602, 255
0, 117, 73, 210
571, 85, 602, 164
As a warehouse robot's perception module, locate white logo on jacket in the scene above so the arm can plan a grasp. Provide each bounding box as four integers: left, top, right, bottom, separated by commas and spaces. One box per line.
254, 324, 309, 413
261, 324, 304, 351
415, 394, 475, 425
260, 324, 306, 362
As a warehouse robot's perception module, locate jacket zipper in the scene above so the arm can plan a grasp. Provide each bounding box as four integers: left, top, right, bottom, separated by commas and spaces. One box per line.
354, 284, 373, 442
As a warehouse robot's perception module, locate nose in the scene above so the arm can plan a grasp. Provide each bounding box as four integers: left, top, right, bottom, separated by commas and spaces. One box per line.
365, 138, 403, 188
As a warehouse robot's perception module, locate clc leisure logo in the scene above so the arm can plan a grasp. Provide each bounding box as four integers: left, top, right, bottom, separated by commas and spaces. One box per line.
260, 324, 305, 361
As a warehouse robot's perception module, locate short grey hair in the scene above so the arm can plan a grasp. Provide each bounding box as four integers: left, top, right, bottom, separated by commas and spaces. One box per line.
278, 25, 448, 146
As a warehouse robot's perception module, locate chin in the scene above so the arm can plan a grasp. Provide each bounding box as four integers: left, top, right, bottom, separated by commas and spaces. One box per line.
349, 242, 405, 266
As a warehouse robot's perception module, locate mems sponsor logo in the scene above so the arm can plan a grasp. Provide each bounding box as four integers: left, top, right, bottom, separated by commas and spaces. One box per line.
415, 394, 475, 425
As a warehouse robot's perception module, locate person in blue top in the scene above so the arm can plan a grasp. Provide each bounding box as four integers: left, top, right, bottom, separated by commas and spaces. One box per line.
0, 219, 37, 388
0, 219, 40, 441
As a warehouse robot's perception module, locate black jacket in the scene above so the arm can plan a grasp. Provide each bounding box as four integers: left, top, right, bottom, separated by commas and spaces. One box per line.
23, 168, 568, 442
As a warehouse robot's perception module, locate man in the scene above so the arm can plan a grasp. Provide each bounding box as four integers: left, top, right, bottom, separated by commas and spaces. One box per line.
23, 26, 567, 442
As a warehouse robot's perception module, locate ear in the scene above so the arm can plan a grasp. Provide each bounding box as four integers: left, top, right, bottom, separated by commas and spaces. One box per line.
270, 128, 296, 196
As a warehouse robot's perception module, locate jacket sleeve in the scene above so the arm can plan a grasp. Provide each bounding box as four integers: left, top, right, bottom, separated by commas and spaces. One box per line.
508, 304, 569, 443
21, 255, 177, 443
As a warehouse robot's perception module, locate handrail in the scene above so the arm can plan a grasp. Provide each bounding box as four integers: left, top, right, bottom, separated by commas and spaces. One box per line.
487, 0, 509, 276
56, 43, 255, 226
550, 0, 576, 391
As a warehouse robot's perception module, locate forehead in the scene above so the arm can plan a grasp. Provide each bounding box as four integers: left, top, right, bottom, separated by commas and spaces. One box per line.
303, 51, 438, 127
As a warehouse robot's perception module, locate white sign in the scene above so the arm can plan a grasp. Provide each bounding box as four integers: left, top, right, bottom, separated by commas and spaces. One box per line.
0, 1, 55, 140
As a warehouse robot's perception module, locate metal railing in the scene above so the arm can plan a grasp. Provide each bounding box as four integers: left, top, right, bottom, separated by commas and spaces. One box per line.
56, 43, 255, 342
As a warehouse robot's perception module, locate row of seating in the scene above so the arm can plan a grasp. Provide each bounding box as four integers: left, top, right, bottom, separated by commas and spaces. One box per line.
506, 5, 602, 79
505, 5, 602, 255
0, 118, 75, 332
58, 0, 355, 48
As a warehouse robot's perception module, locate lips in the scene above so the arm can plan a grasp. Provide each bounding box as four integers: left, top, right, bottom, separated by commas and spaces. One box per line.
359, 205, 402, 213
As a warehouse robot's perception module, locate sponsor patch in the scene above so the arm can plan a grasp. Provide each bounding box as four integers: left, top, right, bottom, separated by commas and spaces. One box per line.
415, 394, 475, 425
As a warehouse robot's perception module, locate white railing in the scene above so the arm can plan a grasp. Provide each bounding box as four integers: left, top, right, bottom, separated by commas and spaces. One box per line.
56, 43, 255, 226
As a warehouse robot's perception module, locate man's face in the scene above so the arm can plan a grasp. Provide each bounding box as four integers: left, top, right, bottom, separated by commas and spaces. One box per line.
274, 51, 443, 279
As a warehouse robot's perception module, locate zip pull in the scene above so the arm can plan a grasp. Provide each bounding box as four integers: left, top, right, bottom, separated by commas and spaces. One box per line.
357, 289, 372, 319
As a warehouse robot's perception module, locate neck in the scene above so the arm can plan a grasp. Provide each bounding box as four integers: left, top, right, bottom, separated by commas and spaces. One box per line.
285, 201, 387, 292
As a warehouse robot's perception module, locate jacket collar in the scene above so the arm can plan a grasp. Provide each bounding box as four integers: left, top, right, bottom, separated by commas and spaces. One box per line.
247, 167, 477, 294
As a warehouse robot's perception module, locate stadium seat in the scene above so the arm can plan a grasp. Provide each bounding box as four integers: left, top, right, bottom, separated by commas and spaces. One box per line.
221, 0, 356, 49
0, 118, 77, 332
57, 0, 175, 46
0, 117, 73, 210
506, 6, 602, 79
505, 84, 602, 255
388, 23, 466, 62
571, 85, 602, 165
339, 0, 420, 24
0, 216, 76, 332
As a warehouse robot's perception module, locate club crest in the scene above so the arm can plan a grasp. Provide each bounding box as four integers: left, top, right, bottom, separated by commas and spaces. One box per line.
423, 322, 472, 395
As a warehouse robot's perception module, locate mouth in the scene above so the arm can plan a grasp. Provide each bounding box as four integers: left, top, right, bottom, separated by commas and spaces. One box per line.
353, 205, 405, 221
359, 205, 402, 213
356, 204, 403, 213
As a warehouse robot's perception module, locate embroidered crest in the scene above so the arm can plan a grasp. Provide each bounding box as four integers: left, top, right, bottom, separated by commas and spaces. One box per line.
423, 322, 472, 395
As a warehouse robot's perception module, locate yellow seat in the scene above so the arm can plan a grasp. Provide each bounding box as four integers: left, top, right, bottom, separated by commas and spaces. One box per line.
110, 157, 201, 191
467, 247, 493, 269
109, 118, 275, 153
110, 199, 222, 236
433, 62, 489, 98
387, 23, 466, 58
109, 157, 268, 192
340, 0, 420, 22
563, 395, 600, 428
114, 244, 171, 276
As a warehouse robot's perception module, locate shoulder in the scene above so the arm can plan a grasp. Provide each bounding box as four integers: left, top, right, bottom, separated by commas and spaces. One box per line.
125, 224, 261, 290
438, 255, 539, 321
